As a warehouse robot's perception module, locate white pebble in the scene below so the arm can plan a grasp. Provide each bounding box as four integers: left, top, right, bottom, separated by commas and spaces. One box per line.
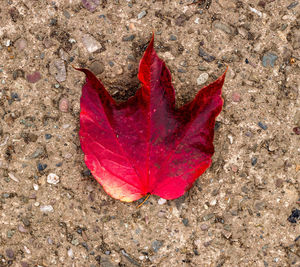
249, 6, 262, 17
228, 134, 233, 144
8, 173, 19, 182
33, 184, 39, 191
194, 18, 200, 24
82, 34, 102, 53
34, 202, 40, 207
4, 40, 11, 47
47, 173, 60, 185
24, 246, 31, 254
197, 73, 209, 85
210, 199, 217, 206
40, 205, 54, 212
158, 198, 167, 205
137, 10, 147, 19
139, 255, 145, 260
67, 248, 74, 258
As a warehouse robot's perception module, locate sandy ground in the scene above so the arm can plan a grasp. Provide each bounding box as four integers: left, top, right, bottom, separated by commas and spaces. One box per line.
0, 0, 300, 266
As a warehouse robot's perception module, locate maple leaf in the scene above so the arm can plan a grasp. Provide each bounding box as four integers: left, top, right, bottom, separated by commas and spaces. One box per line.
78, 36, 227, 202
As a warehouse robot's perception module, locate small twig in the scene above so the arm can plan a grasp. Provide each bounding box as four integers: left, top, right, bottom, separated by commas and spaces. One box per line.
137, 193, 150, 208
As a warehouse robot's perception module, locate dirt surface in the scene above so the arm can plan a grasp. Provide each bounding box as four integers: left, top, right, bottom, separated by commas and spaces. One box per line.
0, 0, 300, 266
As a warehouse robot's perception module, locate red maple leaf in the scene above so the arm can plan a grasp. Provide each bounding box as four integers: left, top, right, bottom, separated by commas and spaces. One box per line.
77, 36, 227, 202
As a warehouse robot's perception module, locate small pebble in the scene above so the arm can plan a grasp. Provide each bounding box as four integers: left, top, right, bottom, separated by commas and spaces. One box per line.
198, 65, 208, 71
287, 1, 299, 9
12, 69, 24, 80
151, 240, 163, 252
14, 38, 27, 50
293, 127, 300, 135
178, 68, 187, 73
122, 34, 136, 42
37, 163, 47, 172
137, 10, 147, 19
63, 10, 71, 19
40, 205, 54, 213
82, 0, 100, 12
199, 48, 215, 62
5, 39, 11, 47
262, 52, 278, 68
251, 157, 257, 166
43, 37, 54, 48
197, 73, 209, 85
175, 14, 187, 26
67, 248, 74, 258
275, 178, 284, 188
82, 34, 102, 53
47, 173, 60, 185
11, 92, 20, 101
59, 48, 68, 61
49, 59, 66, 82
200, 224, 209, 231
18, 224, 28, 233
232, 92, 241, 102
23, 246, 31, 254
182, 218, 189, 226
90, 60, 104, 75
49, 18, 57, 26
158, 198, 167, 205
59, 98, 69, 113
30, 147, 44, 159
33, 184, 39, 190
213, 21, 232, 34
26, 71, 41, 83
45, 134, 52, 139
288, 209, 300, 223
169, 35, 177, 41
210, 199, 217, 206
71, 239, 79, 246
249, 6, 263, 17
6, 249, 14, 259
258, 121, 268, 130
8, 173, 19, 182
7, 230, 14, 238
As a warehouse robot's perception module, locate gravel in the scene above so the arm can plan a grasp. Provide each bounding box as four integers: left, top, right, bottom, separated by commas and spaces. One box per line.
137, 10, 147, 19
47, 173, 60, 184
262, 52, 278, 68
82, 34, 102, 53
82, 0, 100, 12
40, 205, 54, 213
197, 72, 209, 85
49, 59, 67, 82
26, 71, 41, 83
199, 48, 216, 62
